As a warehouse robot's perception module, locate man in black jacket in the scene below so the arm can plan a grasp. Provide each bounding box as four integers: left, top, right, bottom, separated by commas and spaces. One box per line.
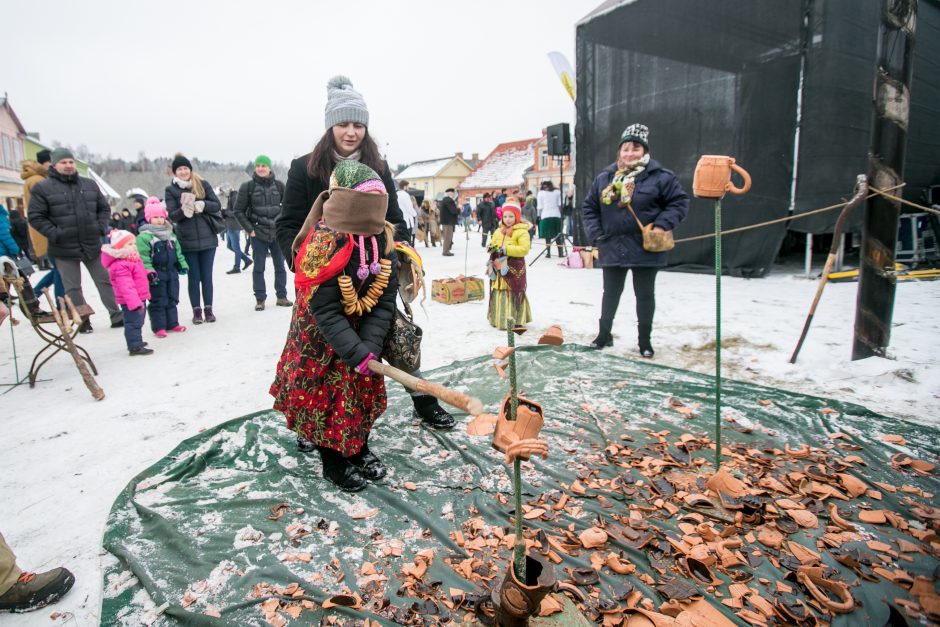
477, 193, 497, 248
235, 156, 290, 311
439, 188, 460, 256
222, 186, 252, 274
28, 148, 122, 331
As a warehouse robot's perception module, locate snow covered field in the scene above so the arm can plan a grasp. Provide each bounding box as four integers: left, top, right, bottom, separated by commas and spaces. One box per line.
1, 229, 938, 625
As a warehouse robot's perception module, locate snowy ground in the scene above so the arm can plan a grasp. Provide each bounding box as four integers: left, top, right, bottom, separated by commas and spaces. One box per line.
1, 228, 938, 625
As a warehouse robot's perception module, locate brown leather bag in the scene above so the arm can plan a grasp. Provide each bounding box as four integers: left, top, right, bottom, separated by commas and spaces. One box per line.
625, 203, 675, 252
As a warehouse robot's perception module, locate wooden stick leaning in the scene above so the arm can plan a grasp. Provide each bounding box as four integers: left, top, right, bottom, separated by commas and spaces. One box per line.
367, 359, 483, 416
41, 289, 105, 401
789, 175, 869, 364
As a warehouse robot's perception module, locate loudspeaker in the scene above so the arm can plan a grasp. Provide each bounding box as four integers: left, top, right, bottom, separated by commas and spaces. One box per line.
546, 123, 570, 156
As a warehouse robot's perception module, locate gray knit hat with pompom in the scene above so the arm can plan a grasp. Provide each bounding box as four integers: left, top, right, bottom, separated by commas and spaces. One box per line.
324, 75, 369, 129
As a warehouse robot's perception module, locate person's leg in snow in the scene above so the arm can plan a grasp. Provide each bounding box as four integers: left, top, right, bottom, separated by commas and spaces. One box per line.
0, 532, 75, 614
632, 267, 657, 357
592, 266, 628, 349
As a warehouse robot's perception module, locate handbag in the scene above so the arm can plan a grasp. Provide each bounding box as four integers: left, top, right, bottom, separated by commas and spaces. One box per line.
15, 256, 35, 277
203, 211, 226, 236
563, 248, 584, 268
383, 301, 422, 372
625, 203, 674, 252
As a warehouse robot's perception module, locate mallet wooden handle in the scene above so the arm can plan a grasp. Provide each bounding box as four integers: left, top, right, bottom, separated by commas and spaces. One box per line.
368, 359, 483, 416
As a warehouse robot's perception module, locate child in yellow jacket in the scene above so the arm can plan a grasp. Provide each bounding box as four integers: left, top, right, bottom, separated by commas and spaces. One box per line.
486, 198, 531, 329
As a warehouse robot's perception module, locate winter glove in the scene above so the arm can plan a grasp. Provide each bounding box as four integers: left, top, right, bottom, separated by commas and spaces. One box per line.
355, 352, 377, 376
147, 271, 159, 286
180, 192, 196, 218
194, 200, 205, 214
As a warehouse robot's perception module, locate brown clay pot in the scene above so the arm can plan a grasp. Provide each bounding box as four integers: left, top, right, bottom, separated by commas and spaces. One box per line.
537, 324, 564, 345
692, 155, 752, 199
492, 395, 545, 457
491, 552, 557, 626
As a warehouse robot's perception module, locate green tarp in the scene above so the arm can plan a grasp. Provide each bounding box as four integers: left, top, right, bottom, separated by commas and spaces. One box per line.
102, 346, 939, 626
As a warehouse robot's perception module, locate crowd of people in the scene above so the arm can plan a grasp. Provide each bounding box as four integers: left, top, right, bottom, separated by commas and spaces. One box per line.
0, 74, 690, 614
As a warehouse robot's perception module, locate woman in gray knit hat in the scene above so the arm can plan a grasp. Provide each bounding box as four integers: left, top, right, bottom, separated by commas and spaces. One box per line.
275, 76, 458, 461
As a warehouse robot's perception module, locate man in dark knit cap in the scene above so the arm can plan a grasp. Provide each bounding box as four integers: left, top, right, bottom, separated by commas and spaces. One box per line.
28, 148, 123, 332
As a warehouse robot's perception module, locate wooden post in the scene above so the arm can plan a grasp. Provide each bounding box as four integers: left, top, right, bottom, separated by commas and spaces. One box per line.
43, 291, 105, 401
852, 0, 917, 360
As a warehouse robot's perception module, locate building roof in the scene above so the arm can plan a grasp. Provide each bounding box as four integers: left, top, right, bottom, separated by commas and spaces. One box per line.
88, 168, 120, 200
0, 96, 27, 135
458, 139, 539, 190
395, 156, 456, 180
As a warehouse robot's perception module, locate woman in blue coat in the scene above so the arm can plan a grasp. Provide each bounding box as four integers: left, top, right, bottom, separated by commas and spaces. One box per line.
581, 124, 689, 357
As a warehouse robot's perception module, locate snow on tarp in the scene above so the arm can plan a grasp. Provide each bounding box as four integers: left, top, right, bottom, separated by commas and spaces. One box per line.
395, 157, 454, 181
101, 346, 939, 626
459, 140, 537, 190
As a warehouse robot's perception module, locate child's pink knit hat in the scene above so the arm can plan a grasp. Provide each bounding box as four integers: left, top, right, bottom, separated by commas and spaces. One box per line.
144, 196, 168, 222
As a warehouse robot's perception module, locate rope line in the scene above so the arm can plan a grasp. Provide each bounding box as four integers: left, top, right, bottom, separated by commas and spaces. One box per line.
673, 183, 907, 244
869, 186, 940, 217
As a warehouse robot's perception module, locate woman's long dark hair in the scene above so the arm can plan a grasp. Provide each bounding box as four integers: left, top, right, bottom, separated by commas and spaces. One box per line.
307, 127, 385, 183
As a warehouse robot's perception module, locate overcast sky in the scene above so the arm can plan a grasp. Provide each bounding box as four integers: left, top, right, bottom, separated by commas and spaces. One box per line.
4, 0, 600, 167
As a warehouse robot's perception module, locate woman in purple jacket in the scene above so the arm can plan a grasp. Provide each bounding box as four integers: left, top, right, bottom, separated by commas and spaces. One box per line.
581, 123, 689, 358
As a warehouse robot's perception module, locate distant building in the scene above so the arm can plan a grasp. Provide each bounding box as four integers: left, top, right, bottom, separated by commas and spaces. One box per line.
394, 153, 474, 207
524, 128, 574, 197
0, 95, 27, 210
457, 138, 539, 205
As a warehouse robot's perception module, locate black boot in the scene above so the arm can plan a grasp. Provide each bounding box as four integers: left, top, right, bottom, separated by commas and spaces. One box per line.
638, 323, 654, 358
412, 395, 456, 430
296, 436, 315, 453
349, 441, 388, 481
318, 447, 367, 492
590, 318, 613, 349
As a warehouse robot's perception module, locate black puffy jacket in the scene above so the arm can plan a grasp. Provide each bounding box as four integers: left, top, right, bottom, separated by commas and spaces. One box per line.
164, 178, 222, 253
222, 190, 241, 230
27, 169, 110, 260
234, 174, 285, 242
311, 231, 399, 368
275, 154, 407, 271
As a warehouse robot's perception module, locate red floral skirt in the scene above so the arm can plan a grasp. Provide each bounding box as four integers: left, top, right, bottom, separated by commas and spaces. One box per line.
269, 290, 386, 456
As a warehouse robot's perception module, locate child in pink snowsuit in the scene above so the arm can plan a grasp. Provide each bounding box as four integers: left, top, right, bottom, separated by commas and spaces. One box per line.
101, 230, 153, 355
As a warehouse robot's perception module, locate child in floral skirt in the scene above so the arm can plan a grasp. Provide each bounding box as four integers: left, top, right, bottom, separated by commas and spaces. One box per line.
270, 161, 398, 492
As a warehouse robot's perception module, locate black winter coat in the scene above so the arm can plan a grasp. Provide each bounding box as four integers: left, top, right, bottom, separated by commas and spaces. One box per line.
222, 190, 241, 230
234, 174, 285, 242
276, 154, 407, 271
27, 169, 110, 260
9, 210, 30, 255
164, 179, 222, 253
439, 196, 460, 226
582, 159, 689, 268
311, 231, 399, 368
477, 200, 497, 231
